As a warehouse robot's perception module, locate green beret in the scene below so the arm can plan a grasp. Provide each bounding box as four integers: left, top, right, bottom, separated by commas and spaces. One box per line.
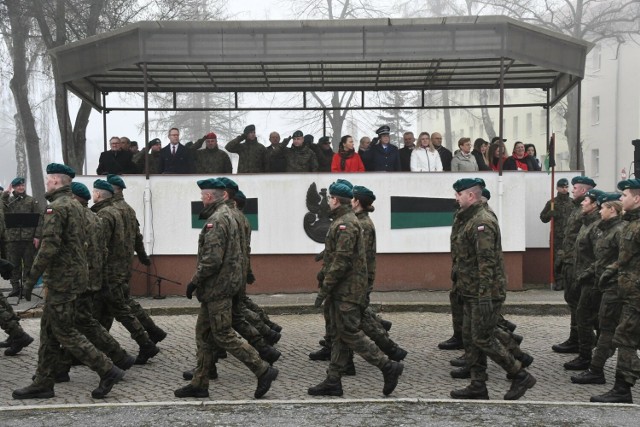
617, 179, 640, 191
218, 177, 239, 192
71, 182, 91, 201
585, 188, 604, 202
93, 179, 114, 194
571, 176, 596, 187
329, 181, 353, 199
129, 141, 138, 147
597, 192, 621, 207
292, 130, 304, 138
148, 138, 162, 148
336, 178, 353, 189
234, 190, 246, 201
46, 163, 76, 178
197, 178, 225, 190
353, 185, 376, 201
453, 178, 485, 193
244, 124, 256, 134
482, 188, 491, 200
106, 174, 126, 189
11, 177, 25, 186
557, 178, 569, 187
318, 136, 331, 145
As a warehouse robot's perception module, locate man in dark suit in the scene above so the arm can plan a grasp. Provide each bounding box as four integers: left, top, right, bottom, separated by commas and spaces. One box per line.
97, 136, 137, 175
159, 127, 194, 174
359, 125, 401, 172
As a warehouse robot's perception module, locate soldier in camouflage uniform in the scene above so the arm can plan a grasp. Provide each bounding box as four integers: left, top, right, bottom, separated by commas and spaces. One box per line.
591, 179, 640, 403
90, 180, 160, 365
449, 178, 536, 400
2, 177, 42, 297
186, 132, 233, 174
175, 178, 278, 399
0, 259, 34, 355
572, 193, 625, 385
540, 178, 573, 291
553, 176, 596, 354
225, 124, 267, 173
133, 138, 162, 174
276, 130, 319, 173
13, 164, 124, 400
0, 185, 5, 258
308, 180, 403, 397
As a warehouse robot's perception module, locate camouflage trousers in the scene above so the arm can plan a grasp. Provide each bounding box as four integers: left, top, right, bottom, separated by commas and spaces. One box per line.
93, 282, 153, 348
191, 297, 268, 389
462, 298, 521, 382
243, 295, 272, 325
449, 288, 464, 339
326, 299, 388, 380
33, 290, 112, 388
576, 286, 602, 358
6, 241, 35, 289
562, 263, 580, 342
612, 304, 640, 385
0, 292, 24, 338
591, 289, 623, 370
98, 282, 160, 335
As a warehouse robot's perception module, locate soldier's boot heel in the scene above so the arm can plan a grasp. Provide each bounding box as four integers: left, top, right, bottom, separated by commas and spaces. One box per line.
571, 367, 606, 384
147, 326, 167, 344
379, 319, 392, 331
590, 378, 633, 403
451, 380, 489, 399
308, 378, 343, 396
174, 384, 209, 398
92, 366, 125, 399
259, 346, 281, 365
135, 343, 160, 365
114, 354, 136, 371
387, 346, 408, 362
438, 335, 464, 350
309, 345, 331, 361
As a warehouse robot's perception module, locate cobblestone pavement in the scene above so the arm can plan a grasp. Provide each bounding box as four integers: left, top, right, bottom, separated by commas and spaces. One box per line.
0, 312, 630, 407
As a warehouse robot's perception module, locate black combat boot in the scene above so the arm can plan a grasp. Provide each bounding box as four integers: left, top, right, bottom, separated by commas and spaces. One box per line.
217, 348, 227, 359
504, 370, 536, 400
4, 332, 34, 356
438, 335, 464, 350
12, 383, 55, 400
386, 346, 408, 362
309, 345, 331, 361
255, 366, 279, 398
267, 320, 283, 333
147, 326, 167, 344
512, 334, 524, 345
380, 319, 392, 332
92, 366, 125, 399
507, 353, 535, 379
264, 329, 281, 346
134, 343, 160, 365
259, 346, 281, 365
552, 338, 579, 354
450, 380, 489, 399
114, 354, 136, 371
7, 283, 20, 298
343, 358, 356, 376
450, 354, 467, 367
182, 365, 218, 381
381, 360, 404, 396
571, 367, 606, 384
308, 377, 344, 396
0, 337, 12, 348
174, 384, 209, 398
564, 355, 591, 371
451, 366, 471, 379
590, 378, 633, 403
502, 319, 517, 332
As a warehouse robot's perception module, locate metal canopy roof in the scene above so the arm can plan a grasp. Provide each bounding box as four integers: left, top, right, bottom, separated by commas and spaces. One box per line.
50, 16, 592, 111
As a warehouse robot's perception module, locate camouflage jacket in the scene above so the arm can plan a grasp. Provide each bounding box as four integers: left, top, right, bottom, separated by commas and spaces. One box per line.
225, 135, 267, 173
277, 143, 319, 172
452, 202, 507, 300
589, 216, 625, 292
27, 186, 89, 294
611, 208, 640, 308
318, 204, 368, 306
1, 191, 42, 241
111, 192, 147, 261
573, 210, 601, 286
133, 151, 162, 174
91, 197, 130, 285
539, 192, 573, 245
225, 200, 251, 283
559, 195, 586, 264
80, 205, 108, 292
356, 211, 376, 293
187, 139, 233, 174
192, 199, 243, 302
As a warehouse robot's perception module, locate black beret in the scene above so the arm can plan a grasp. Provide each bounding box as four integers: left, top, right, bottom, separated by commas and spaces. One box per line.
46, 163, 76, 178
617, 179, 640, 191
292, 130, 304, 138
557, 178, 569, 187
376, 125, 390, 136
571, 176, 596, 187
482, 188, 491, 200
218, 177, 239, 192
353, 185, 376, 201
453, 178, 485, 193
244, 124, 256, 134
319, 136, 331, 145
106, 174, 126, 189
234, 190, 246, 201
329, 180, 353, 199
491, 136, 507, 144
71, 182, 91, 201
197, 178, 225, 190
597, 192, 621, 207
148, 138, 162, 148
11, 177, 25, 186
93, 179, 114, 194
585, 188, 604, 202
129, 140, 138, 147
304, 135, 314, 145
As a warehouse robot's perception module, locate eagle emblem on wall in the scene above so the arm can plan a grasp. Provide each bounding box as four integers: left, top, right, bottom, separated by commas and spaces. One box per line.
304, 182, 332, 243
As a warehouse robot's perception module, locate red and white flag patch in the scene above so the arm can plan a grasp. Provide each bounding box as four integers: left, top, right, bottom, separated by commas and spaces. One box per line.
206, 223, 214, 229
46, 208, 54, 214
477, 225, 485, 232
339, 225, 347, 230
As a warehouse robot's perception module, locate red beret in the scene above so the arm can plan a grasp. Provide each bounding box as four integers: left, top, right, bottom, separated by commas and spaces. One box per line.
206, 132, 217, 140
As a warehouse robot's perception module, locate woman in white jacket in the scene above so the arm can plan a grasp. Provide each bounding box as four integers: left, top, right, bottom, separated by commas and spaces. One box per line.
410, 132, 443, 172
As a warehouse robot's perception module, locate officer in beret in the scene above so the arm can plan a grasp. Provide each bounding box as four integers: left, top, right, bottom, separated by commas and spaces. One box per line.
449, 178, 536, 400
2, 176, 42, 298
591, 179, 640, 403
275, 130, 319, 173
0, 258, 34, 355
176, 178, 278, 399
14, 164, 125, 400
571, 192, 624, 386
358, 125, 401, 172
185, 132, 233, 174
133, 138, 162, 174
539, 178, 574, 291
226, 124, 267, 173
309, 180, 404, 397
553, 175, 597, 354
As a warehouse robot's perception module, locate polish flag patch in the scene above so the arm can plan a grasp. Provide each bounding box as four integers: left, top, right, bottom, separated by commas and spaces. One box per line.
46, 208, 54, 214
477, 225, 485, 232
339, 225, 347, 230
206, 223, 214, 229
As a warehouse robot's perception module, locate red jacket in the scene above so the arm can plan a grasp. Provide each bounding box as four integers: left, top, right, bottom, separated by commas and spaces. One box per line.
331, 152, 365, 172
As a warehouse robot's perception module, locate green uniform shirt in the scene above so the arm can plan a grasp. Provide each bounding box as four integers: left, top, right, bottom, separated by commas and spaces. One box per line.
225, 135, 267, 173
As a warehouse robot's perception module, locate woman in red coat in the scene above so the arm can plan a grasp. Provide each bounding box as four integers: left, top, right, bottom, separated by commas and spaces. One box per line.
331, 135, 365, 172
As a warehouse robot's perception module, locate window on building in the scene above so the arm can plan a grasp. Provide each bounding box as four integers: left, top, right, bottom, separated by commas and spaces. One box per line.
513, 116, 519, 139
592, 149, 600, 178
526, 113, 533, 137
592, 96, 600, 125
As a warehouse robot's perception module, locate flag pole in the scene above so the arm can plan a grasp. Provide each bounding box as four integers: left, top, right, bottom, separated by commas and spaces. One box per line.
549, 133, 556, 288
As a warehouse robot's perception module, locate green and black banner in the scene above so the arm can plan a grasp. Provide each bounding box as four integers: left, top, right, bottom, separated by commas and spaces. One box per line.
390, 196, 456, 229
191, 199, 258, 230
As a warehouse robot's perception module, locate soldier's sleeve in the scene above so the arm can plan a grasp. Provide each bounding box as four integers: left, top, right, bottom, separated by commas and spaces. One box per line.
321, 224, 356, 293
225, 135, 245, 154
223, 153, 233, 174
192, 221, 226, 285
310, 151, 319, 172
539, 200, 552, 223
133, 219, 147, 257
191, 136, 206, 150
31, 197, 44, 239
28, 205, 65, 281
474, 221, 500, 298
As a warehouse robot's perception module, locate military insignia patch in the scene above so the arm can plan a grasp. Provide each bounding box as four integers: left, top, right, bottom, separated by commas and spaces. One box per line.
339, 225, 347, 230
46, 208, 54, 214
206, 223, 214, 229
477, 225, 485, 232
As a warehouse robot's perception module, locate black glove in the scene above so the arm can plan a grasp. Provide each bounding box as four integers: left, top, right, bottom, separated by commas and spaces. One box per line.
314, 295, 325, 308
314, 251, 324, 262
186, 282, 197, 300
450, 268, 457, 284
0, 259, 14, 280
598, 269, 615, 288
23, 278, 35, 302
138, 253, 151, 266
246, 272, 256, 285
477, 296, 493, 318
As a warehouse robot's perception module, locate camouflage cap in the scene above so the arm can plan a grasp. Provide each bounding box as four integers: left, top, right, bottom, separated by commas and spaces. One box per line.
197, 178, 225, 190
218, 177, 239, 192
243, 124, 256, 134
11, 177, 25, 186
106, 174, 126, 189
571, 176, 596, 187
584, 188, 605, 202
46, 163, 76, 178
71, 182, 91, 201
597, 192, 621, 207
376, 125, 390, 136
482, 188, 491, 200
617, 179, 640, 191
453, 177, 485, 193
292, 130, 304, 138
353, 185, 376, 201
93, 179, 114, 194
329, 181, 353, 199
557, 178, 569, 187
